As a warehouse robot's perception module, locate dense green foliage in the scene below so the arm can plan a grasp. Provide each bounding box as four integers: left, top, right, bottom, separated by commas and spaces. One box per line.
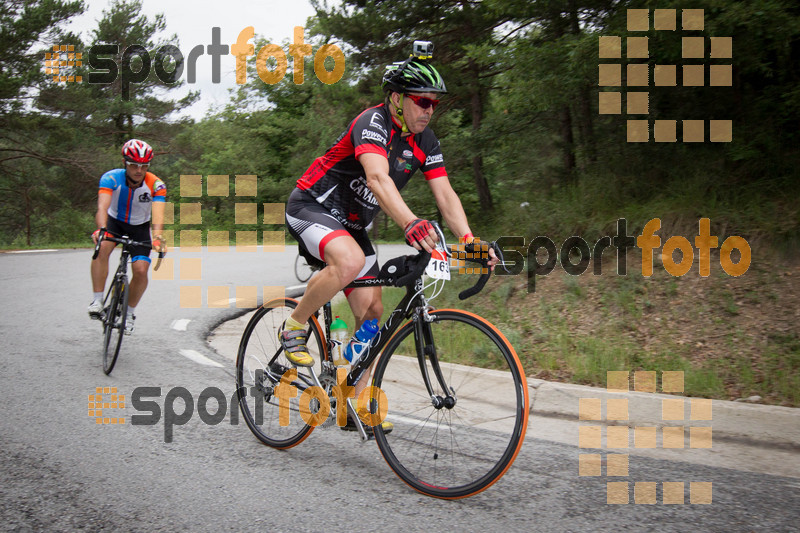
1, 0, 798, 251
0, 0, 193, 246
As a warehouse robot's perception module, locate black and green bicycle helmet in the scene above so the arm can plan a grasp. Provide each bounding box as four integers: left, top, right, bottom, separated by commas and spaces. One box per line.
382, 57, 447, 94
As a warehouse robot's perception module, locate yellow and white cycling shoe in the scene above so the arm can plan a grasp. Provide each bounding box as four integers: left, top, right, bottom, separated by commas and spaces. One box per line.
277, 321, 315, 367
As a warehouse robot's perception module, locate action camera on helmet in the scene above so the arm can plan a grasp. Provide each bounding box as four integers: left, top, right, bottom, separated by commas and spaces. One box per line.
412, 41, 434, 60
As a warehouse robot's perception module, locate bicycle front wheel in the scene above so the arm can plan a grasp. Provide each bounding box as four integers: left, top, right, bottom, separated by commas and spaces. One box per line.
102, 278, 128, 375
371, 309, 529, 499
235, 298, 327, 448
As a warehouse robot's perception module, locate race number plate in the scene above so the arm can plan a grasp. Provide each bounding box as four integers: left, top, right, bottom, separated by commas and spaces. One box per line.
426, 246, 450, 280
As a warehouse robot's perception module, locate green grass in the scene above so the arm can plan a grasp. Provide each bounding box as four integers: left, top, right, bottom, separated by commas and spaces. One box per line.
331, 287, 407, 332
747, 334, 800, 405
563, 274, 585, 300
683, 369, 728, 399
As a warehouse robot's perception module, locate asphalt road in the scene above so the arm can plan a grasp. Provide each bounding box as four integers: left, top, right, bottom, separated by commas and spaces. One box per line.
0, 245, 797, 532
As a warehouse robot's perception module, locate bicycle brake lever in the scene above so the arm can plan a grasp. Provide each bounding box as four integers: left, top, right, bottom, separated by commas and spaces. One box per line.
430, 221, 450, 258
494, 244, 511, 275
91, 227, 107, 260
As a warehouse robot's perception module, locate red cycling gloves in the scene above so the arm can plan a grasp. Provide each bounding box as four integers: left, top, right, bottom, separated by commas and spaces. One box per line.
92, 229, 111, 243
404, 218, 435, 247
152, 235, 166, 253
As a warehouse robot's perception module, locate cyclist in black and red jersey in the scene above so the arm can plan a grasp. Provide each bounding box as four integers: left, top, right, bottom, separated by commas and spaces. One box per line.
281, 43, 498, 431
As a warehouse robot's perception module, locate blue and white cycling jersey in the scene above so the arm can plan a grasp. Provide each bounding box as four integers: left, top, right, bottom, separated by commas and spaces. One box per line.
99, 168, 166, 225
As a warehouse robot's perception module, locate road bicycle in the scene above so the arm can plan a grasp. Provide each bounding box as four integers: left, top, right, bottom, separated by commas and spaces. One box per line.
92, 229, 164, 375
236, 225, 529, 498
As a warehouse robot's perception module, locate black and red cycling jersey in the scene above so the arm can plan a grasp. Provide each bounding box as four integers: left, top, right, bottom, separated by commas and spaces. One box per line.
296, 103, 447, 231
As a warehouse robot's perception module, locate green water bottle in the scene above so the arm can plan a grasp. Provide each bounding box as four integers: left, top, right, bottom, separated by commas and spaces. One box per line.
330, 316, 349, 366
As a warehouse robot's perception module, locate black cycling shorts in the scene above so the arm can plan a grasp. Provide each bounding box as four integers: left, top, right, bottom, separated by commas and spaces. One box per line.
106, 217, 152, 263
285, 188, 379, 282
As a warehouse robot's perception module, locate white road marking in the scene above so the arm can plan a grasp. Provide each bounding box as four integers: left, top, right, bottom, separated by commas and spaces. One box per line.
8, 249, 58, 253
179, 349, 223, 367
171, 319, 191, 331
207, 297, 239, 306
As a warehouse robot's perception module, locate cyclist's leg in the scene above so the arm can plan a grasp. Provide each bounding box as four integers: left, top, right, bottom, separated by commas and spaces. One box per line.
340, 232, 383, 395
93, 217, 132, 294
342, 236, 386, 427
90, 223, 119, 318
128, 256, 150, 308
343, 234, 382, 327
91, 239, 116, 293
346, 286, 382, 390
279, 237, 362, 366
125, 221, 153, 308
343, 286, 394, 433
346, 286, 383, 330
291, 235, 365, 324
285, 189, 367, 325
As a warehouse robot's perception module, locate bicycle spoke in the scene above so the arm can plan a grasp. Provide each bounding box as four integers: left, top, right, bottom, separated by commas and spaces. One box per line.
372, 310, 528, 498
235, 300, 327, 449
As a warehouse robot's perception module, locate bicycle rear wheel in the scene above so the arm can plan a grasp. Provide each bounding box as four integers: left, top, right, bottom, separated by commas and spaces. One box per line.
235, 298, 327, 448
371, 309, 529, 499
294, 254, 314, 283
102, 278, 128, 375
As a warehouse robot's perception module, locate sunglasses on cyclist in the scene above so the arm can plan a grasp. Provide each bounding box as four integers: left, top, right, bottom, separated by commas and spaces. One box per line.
125, 162, 150, 170
405, 93, 440, 110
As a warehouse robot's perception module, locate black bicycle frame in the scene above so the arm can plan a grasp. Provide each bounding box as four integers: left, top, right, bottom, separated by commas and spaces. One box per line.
307, 241, 494, 400
103, 243, 131, 309
324, 276, 451, 403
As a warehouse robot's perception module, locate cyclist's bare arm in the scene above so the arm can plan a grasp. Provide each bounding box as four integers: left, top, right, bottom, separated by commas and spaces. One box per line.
151, 200, 167, 253
428, 175, 471, 239
358, 152, 437, 251
94, 193, 112, 244
428, 174, 499, 270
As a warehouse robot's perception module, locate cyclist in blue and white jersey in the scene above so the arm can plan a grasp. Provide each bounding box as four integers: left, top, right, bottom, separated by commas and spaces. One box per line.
88, 139, 167, 335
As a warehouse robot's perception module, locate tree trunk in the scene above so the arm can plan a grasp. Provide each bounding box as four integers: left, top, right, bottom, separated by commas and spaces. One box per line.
559, 106, 576, 180
24, 187, 31, 246
578, 85, 596, 164
567, 2, 596, 165
114, 114, 126, 147
468, 59, 493, 210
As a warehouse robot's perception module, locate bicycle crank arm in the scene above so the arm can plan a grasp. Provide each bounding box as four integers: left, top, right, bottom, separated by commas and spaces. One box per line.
346, 398, 370, 441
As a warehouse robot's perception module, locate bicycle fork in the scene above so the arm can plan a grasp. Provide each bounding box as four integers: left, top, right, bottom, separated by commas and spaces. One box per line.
413, 311, 457, 410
